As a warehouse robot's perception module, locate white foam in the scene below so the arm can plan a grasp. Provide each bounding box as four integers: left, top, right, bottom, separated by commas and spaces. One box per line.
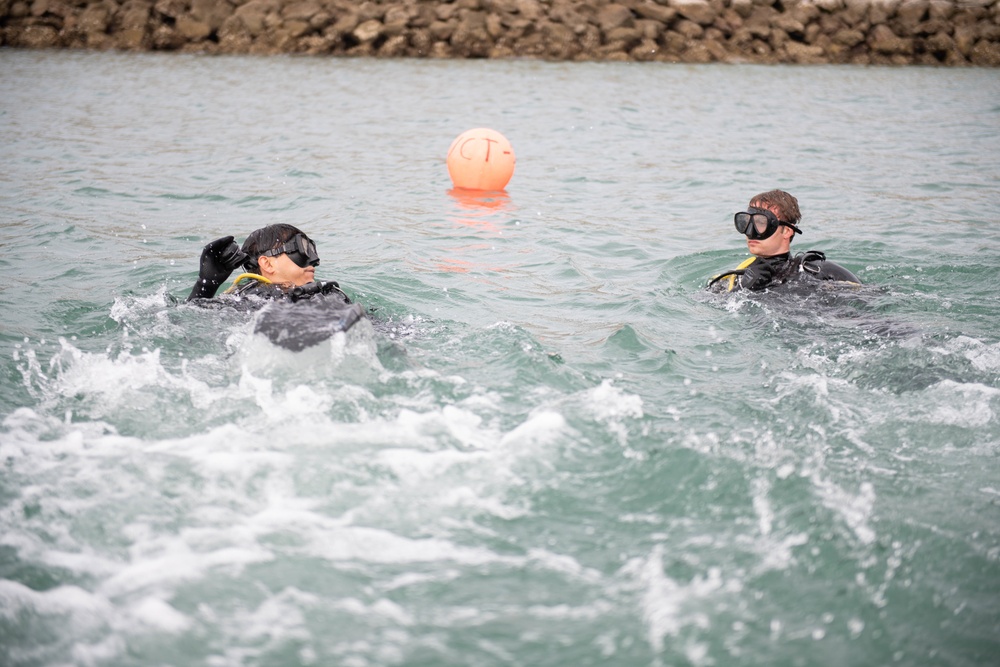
756, 532, 811, 573
365, 597, 414, 626
0, 318, 604, 665
71, 634, 126, 667
239, 587, 317, 641
950, 335, 1000, 372
239, 373, 337, 424
128, 596, 191, 633
391, 404, 492, 450
499, 409, 567, 451
586, 379, 644, 422
51, 340, 173, 402
772, 371, 854, 424
376, 446, 489, 479
303, 524, 505, 565
238, 317, 382, 384
108, 288, 172, 324
751, 476, 774, 537
623, 545, 741, 660
38, 548, 122, 580
97, 535, 273, 599
378, 569, 461, 592
925, 379, 998, 428
747, 473, 811, 572
0, 579, 114, 638
813, 478, 877, 546
527, 547, 603, 583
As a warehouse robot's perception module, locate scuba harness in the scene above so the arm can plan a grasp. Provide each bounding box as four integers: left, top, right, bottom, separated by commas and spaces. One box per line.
223, 273, 352, 304
708, 250, 834, 291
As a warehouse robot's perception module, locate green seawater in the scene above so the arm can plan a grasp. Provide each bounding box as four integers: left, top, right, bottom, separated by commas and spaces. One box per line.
1, 50, 998, 666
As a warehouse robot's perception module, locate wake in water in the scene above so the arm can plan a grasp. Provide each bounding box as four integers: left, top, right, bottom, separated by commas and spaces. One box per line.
2, 284, 665, 667
704, 281, 1000, 396
4, 241, 998, 667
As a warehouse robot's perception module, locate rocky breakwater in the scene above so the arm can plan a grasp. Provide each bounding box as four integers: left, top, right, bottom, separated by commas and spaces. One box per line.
2, 0, 999, 65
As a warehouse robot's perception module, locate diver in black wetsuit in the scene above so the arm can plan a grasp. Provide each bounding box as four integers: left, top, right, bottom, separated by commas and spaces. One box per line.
708, 189, 861, 292
187, 223, 352, 304
186, 224, 365, 349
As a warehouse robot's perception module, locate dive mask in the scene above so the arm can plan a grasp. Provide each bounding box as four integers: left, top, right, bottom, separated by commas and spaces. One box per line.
734, 207, 802, 240
261, 233, 320, 268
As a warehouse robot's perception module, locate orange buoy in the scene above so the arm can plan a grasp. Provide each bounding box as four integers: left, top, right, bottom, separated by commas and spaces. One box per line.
446, 128, 516, 191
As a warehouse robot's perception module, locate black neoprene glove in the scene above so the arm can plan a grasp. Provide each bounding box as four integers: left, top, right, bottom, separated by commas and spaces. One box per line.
739, 259, 775, 291
186, 236, 248, 301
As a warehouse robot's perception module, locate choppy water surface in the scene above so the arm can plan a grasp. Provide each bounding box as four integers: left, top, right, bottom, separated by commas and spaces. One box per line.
1, 50, 999, 666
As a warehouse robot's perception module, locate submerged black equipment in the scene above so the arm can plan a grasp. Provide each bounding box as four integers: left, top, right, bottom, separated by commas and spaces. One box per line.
260, 233, 320, 268
734, 207, 802, 240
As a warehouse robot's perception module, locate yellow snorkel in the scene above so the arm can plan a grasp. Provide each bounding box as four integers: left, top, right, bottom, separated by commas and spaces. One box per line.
223, 273, 272, 294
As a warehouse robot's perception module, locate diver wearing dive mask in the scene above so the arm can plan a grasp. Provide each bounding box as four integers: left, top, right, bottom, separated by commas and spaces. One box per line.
259, 233, 320, 269
734, 207, 802, 241
186, 224, 346, 302
708, 189, 861, 292
184, 223, 366, 351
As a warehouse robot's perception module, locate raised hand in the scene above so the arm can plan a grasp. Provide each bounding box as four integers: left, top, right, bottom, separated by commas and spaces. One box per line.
187, 236, 248, 300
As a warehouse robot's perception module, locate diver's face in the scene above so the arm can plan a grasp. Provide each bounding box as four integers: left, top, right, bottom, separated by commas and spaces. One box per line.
745, 203, 793, 258
265, 252, 315, 287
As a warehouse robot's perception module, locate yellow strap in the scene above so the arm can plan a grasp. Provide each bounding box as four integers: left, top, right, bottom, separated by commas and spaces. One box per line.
223, 273, 271, 294
709, 256, 757, 292
729, 256, 757, 291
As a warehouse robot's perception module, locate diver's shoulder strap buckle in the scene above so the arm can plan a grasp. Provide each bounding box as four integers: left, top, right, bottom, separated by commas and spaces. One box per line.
797, 250, 826, 274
